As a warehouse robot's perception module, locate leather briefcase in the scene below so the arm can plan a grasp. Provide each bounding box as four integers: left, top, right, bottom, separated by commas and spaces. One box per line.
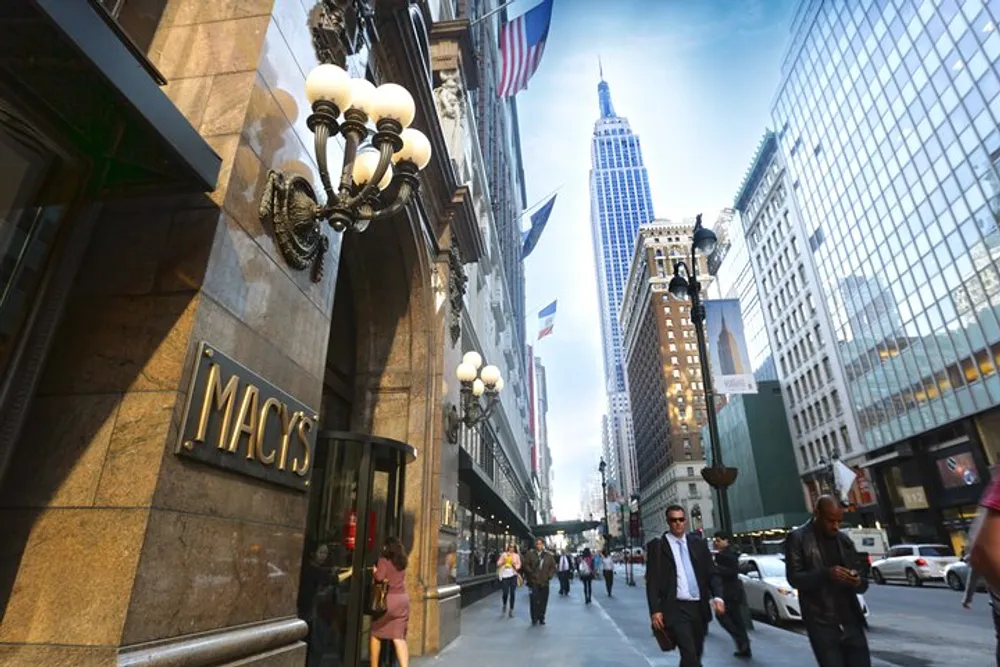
652, 625, 676, 652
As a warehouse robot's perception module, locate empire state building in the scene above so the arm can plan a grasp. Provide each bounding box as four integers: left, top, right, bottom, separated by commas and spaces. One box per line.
716, 313, 745, 376
589, 70, 654, 501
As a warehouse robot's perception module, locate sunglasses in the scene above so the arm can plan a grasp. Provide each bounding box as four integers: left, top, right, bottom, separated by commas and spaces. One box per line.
668, 517, 687, 524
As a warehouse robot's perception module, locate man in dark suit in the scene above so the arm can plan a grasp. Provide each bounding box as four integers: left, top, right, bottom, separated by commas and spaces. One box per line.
522, 538, 557, 626
713, 531, 751, 658
646, 505, 726, 667
785, 495, 871, 667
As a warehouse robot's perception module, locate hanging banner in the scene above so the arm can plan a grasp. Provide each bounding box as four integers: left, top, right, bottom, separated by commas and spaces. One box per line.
703, 299, 758, 394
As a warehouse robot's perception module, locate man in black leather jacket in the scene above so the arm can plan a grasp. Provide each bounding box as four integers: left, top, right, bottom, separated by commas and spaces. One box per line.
785, 495, 871, 667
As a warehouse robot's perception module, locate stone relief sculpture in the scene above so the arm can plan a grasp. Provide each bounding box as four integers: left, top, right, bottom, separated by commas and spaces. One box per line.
434, 69, 465, 121
448, 244, 467, 345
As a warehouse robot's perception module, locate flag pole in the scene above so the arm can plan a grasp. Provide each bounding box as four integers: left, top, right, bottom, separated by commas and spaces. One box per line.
469, 0, 520, 27
517, 183, 564, 225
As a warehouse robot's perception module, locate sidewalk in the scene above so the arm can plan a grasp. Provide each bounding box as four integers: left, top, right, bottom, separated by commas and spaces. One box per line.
415, 568, 898, 666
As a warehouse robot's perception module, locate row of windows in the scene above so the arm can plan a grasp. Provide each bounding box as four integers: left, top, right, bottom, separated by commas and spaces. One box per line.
774, 0, 1000, 448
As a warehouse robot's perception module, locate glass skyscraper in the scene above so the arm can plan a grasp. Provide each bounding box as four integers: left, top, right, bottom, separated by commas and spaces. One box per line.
773, 0, 1000, 544
590, 74, 655, 500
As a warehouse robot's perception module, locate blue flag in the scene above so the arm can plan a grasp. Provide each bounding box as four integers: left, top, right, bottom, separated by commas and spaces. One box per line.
521, 195, 557, 259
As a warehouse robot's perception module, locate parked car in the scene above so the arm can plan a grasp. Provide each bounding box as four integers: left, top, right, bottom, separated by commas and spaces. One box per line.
738, 555, 870, 625
870, 544, 958, 586
944, 557, 989, 592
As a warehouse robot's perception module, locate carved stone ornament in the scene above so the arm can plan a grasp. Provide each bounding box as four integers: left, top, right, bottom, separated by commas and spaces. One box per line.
448, 244, 467, 345
310, 0, 351, 66
259, 170, 330, 283
433, 69, 464, 121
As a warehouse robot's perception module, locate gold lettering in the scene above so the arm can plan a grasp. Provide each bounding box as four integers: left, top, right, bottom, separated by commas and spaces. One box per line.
256, 397, 282, 465
194, 363, 239, 450
292, 416, 314, 476
277, 408, 301, 471
228, 383, 260, 458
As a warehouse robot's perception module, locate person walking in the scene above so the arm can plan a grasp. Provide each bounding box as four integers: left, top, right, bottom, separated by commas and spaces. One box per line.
600, 548, 615, 597
557, 550, 573, 596
496, 543, 521, 618
646, 504, 725, 667
522, 538, 557, 626
785, 495, 870, 667
578, 548, 596, 604
966, 468, 1000, 665
370, 537, 411, 667
713, 531, 752, 658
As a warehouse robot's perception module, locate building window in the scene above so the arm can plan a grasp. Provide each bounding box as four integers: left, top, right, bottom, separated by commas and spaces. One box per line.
0, 110, 67, 379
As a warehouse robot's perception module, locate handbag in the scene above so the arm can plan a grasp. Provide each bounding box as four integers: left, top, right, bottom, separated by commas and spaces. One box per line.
369, 574, 389, 615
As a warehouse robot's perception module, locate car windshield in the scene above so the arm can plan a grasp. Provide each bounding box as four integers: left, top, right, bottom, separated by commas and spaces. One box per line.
757, 560, 786, 578
919, 545, 954, 557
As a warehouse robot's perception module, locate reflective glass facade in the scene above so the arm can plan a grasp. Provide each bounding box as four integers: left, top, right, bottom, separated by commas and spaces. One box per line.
773, 0, 1000, 450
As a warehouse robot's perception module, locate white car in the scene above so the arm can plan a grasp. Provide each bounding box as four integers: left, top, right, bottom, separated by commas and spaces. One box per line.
870, 544, 958, 586
739, 555, 870, 625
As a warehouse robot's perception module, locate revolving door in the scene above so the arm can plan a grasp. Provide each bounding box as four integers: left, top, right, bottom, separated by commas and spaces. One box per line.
298, 431, 417, 667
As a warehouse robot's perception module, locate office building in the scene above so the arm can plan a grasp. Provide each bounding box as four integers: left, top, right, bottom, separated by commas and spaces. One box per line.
0, 1, 534, 664
589, 72, 654, 501
621, 220, 716, 539
734, 131, 868, 517
770, 0, 1000, 549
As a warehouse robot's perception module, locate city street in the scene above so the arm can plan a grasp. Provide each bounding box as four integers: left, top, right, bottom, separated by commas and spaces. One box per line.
836, 581, 996, 667
416, 565, 899, 666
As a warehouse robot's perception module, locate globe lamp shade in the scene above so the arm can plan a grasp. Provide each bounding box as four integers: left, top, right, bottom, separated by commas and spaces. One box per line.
305, 64, 353, 109
371, 83, 416, 127
462, 351, 483, 370
394, 128, 432, 170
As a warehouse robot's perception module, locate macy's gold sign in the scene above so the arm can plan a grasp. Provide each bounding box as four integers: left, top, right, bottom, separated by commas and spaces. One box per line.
176, 343, 317, 491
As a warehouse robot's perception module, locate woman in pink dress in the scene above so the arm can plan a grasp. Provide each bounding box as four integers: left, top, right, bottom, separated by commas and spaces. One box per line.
370, 537, 410, 667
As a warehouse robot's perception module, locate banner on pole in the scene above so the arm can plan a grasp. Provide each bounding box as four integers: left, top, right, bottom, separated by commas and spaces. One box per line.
703, 299, 757, 394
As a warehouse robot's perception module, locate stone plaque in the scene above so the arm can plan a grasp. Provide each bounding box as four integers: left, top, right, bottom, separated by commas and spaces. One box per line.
176, 342, 318, 491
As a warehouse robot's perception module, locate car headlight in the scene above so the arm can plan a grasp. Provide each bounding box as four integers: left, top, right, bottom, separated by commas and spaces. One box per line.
776, 587, 797, 597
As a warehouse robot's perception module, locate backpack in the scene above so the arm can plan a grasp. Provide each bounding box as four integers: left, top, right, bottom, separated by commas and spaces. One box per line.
578, 558, 592, 577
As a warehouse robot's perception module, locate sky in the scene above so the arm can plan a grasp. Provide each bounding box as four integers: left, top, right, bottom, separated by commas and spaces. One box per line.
512, 0, 797, 520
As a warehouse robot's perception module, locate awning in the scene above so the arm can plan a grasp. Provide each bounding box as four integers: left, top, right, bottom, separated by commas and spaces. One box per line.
532, 519, 602, 538
0, 0, 221, 194
458, 447, 532, 537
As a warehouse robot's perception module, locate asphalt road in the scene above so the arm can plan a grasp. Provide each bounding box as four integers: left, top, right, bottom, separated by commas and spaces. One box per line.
775, 579, 995, 667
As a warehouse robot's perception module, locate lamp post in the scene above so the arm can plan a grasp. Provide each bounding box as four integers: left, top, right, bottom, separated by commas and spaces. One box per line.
817, 447, 842, 501
445, 351, 504, 443
668, 214, 739, 535
598, 458, 610, 549
625, 492, 640, 586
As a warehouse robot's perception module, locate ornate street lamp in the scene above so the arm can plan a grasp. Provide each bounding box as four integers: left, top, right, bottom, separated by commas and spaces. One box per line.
445, 351, 504, 443
667, 213, 739, 534
259, 64, 433, 282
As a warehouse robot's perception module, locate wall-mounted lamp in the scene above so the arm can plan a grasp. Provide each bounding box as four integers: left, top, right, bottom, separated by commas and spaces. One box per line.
260, 63, 433, 282
445, 351, 504, 443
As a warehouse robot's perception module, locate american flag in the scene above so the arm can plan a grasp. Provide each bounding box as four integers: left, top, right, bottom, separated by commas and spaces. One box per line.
498, 0, 554, 98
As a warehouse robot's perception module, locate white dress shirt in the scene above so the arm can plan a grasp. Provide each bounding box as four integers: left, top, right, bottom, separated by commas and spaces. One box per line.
665, 533, 700, 601
559, 555, 570, 571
